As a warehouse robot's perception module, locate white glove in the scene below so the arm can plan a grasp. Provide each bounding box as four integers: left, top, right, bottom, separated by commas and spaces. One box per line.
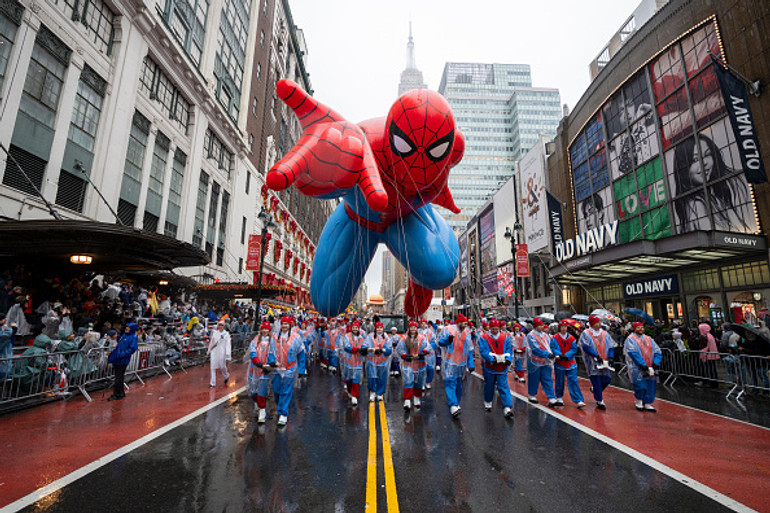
603, 360, 610, 368
647, 367, 655, 377
496, 354, 506, 364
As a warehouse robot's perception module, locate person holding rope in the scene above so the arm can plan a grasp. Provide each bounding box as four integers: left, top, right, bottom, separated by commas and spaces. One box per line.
510, 322, 527, 383
397, 320, 432, 411
624, 321, 662, 412
477, 319, 514, 418
525, 318, 557, 406
438, 314, 475, 417
551, 320, 586, 408
363, 322, 392, 401
248, 322, 275, 424
578, 315, 617, 410
341, 321, 366, 406
270, 317, 305, 426
419, 319, 437, 390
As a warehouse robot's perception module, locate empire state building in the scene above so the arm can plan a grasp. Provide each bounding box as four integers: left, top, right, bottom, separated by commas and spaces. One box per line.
398, 23, 428, 95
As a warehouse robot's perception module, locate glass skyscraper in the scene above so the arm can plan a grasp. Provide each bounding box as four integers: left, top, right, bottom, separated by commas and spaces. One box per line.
438, 63, 561, 231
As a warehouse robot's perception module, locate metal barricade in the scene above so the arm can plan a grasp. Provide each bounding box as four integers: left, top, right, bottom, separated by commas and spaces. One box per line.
736, 354, 770, 399
662, 349, 740, 397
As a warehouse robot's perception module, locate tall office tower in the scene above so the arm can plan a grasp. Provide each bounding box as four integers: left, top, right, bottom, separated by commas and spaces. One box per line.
438, 63, 561, 231
397, 23, 427, 96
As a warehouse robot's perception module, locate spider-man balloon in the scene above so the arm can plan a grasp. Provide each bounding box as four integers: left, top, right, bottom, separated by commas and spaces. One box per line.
267, 79, 463, 317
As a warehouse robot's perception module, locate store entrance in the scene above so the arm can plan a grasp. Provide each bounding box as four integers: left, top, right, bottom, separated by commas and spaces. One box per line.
625, 297, 684, 325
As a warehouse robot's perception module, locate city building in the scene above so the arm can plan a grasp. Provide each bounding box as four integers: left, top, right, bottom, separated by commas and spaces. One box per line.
547, 0, 770, 325
380, 249, 407, 314
397, 22, 426, 96
438, 62, 561, 232
0, 0, 333, 309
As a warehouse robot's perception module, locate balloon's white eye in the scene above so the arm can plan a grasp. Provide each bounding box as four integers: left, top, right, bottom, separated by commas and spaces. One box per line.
393, 134, 412, 154
429, 142, 450, 160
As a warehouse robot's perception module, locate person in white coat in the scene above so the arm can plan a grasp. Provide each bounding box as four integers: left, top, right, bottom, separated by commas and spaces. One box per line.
208, 320, 231, 387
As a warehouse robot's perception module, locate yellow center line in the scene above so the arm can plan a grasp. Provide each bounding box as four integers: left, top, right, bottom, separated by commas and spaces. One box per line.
366, 402, 377, 512
379, 401, 400, 513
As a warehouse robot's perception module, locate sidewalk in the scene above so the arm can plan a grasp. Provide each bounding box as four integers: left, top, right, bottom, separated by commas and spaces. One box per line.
0, 362, 246, 509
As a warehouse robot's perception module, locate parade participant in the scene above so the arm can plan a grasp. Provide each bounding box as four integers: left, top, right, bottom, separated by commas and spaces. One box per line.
341, 321, 366, 406
397, 321, 432, 410
270, 317, 305, 426
578, 315, 617, 410
526, 318, 557, 406
551, 320, 586, 408
207, 320, 231, 387
326, 318, 342, 374
419, 319, 437, 390
107, 323, 139, 401
438, 314, 476, 417
477, 319, 514, 418
389, 326, 403, 377
297, 320, 310, 377
248, 322, 275, 424
624, 322, 662, 412
511, 323, 526, 382
363, 322, 392, 401
316, 318, 330, 370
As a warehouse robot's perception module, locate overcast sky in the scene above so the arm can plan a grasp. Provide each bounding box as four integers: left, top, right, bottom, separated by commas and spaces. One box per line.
287, 0, 643, 297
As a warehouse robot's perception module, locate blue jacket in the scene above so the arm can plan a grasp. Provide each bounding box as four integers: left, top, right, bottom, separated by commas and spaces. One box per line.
109, 323, 139, 366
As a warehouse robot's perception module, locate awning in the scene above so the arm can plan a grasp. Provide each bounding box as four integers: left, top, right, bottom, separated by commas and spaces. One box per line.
0, 220, 209, 271
551, 230, 767, 285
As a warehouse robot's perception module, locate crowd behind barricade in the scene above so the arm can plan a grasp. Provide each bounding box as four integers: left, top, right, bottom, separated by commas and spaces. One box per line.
0, 266, 294, 409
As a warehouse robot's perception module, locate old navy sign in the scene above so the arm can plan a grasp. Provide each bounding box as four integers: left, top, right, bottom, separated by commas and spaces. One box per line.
623, 274, 679, 299
555, 220, 618, 263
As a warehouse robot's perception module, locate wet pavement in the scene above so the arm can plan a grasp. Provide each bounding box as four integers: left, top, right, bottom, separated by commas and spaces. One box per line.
6, 361, 767, 513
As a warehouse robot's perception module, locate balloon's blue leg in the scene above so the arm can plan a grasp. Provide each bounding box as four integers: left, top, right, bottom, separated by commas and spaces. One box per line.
310, 201, 379, 316
383, 204, 460, 290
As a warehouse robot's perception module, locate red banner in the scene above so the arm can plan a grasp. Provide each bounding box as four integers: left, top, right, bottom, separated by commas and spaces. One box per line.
516, 244, 530, 277
444, 287, 451, 301
246, 234, 262, 271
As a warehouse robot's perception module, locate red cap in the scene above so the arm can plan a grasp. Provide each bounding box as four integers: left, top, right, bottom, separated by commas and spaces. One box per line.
408, 320, 419, 328
280, 317, 292, 325
260, 322, 272, 330
533, 318, 546, 327
489, 319, 501, 328
513, 323, 521, 329
632, 321, 645, 329
558, 319, 570, 327
444, 319, 451, 324
375, 322, 384, 328
456, 314, 467, 323
588, 315, 601, 326
352, 321, 361, 328
482, 321, 489, 329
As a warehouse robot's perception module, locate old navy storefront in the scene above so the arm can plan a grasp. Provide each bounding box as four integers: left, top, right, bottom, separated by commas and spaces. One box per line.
552, 230, 769, 325
550, 15, 769, 326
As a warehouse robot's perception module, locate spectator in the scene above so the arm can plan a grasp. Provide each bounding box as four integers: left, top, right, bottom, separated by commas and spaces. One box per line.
0, 316, 15, 379
697, 323, 720, 388
107, 323, 139, 401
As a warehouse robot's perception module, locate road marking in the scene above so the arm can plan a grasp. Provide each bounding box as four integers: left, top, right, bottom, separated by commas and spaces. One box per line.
471, 372, 757, 513
378, 401, 400, 513
366, 402, 377, 512
0, 386, 247, 513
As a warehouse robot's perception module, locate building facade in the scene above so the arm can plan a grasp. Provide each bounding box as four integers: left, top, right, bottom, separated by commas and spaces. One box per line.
397, 23, 426, 96
547, 0, 770, 326
438, 62, 561, 232
0, 0, 332, 305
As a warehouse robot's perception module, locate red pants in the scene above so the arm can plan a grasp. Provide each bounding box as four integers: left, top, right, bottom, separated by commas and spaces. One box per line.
347, 381, 360, 399
254, 396, 267, 408
403, 387, 423, 400
515, 370, 525, 378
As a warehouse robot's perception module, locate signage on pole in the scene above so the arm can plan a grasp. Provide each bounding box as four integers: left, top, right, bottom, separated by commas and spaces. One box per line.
515, 244, 530, 277
246, 234, 262, 271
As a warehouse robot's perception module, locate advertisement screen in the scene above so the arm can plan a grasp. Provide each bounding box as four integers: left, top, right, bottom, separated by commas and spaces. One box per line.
518, 142, 549, 252
479, 207, 496, 276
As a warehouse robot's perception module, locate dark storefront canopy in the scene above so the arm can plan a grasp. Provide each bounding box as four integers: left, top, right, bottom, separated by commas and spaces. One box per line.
551, 230, 767, 285
0, 220, 209, 271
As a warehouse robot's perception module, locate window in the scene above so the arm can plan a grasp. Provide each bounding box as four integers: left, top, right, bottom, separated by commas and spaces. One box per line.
238, 257, 243, 274
207, 181, 220, 252
240, 216, 246, 244
139, 55, 191, 133
721, 261, 770, 289
203, 127, 234, 177
256, 62, 261, 80
214, 0, 252, 118
165, 149, 186, 237
619, 16, 636, 42
0, 2, 23, 94
218, 191, 229, 260
260, 29, 264, 46
118, 111, 150, 225
52, 0, 114, 54
249, 133, 254, 153
162, 0, 209, 66
245, 171, 250, 194
144, 131, 169, 230
18, 29, 69, 130
68, 66, 106, 153
252, 96, 258, 114
193, 171, 208, 246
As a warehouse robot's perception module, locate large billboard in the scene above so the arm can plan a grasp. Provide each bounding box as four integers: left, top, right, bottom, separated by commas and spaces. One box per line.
518, 140, 549, 252
493, 177, 516, 265
479, 206, 497, 295
458, 231, 469, 286
568, 19, 760, 255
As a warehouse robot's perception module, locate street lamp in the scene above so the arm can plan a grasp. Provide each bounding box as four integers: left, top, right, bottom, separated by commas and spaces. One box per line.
504, 221, 523, 319
255, 206, 276, 322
